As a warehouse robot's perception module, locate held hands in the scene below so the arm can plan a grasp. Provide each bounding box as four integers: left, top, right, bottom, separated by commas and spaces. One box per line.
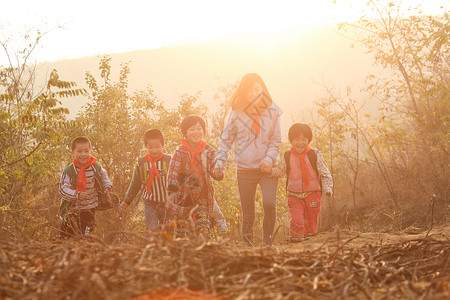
259, 160, 273, 174
167, 193, 177, 205
212, 162, 224, 178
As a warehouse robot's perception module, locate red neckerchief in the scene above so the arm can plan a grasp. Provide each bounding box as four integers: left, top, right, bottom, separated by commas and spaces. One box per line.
145, 153, 164, 194
73, 156, 97, 192
181, 139, 207, 175
246, 94, 271, 147
290, 146, 312, 190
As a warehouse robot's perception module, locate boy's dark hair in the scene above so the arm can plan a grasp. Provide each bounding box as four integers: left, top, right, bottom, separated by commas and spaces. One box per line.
71, 136, 92, 151
181, 115, 206, 137
144, 129, 164, 146
288, 123, 313, 143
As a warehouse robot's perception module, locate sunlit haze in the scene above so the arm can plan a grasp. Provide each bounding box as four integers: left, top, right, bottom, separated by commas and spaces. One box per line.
1, 0, 447, 65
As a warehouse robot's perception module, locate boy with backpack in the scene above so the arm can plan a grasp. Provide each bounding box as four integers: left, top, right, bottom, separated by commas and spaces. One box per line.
272, 123, 333, 241
119, 129, 171, 232
59, 136, 113, 238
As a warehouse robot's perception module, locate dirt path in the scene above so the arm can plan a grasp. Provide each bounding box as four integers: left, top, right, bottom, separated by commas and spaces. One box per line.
274, 224, 450, 253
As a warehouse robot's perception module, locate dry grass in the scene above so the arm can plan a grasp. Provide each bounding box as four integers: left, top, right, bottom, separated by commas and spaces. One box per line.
0, 225, 449, 300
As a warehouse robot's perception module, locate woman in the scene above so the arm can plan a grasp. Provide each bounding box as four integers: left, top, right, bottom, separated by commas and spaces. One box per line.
214, 73, 281, 246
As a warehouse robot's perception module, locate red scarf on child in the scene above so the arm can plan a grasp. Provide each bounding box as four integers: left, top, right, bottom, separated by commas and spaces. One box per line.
181, 139, 207, 175
73, 156, 97, 192
145, 153, 163, 194
290, 146, 312, 190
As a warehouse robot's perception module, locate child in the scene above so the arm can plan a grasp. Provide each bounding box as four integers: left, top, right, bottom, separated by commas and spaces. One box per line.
166, 115, 224, 238
119, 129, 171, 232
272, 123, 333, 241
59, 136, 113, 238
214, 73, 281, 246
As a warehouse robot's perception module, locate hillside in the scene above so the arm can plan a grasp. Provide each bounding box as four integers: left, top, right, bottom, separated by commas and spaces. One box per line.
42, 24, 381, 134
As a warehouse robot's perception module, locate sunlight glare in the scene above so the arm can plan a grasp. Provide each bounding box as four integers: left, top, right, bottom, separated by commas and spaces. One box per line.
0, 0, 448, 65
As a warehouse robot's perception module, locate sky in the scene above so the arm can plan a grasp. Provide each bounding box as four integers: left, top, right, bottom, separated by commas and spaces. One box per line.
0, 0, 448, 66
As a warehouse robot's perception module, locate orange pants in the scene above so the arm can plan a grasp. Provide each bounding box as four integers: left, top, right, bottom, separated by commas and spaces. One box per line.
288, 191, 321, 238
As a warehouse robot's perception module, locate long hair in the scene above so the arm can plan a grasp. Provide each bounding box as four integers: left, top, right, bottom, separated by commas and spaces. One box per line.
228, 73, 272, 113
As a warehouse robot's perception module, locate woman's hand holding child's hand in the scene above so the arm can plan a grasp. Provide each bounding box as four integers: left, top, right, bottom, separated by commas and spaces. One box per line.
259, 160, 273, 174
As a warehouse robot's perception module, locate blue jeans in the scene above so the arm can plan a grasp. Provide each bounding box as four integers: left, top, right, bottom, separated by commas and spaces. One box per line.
237, 168, 278, 245
144, 201, 167, 231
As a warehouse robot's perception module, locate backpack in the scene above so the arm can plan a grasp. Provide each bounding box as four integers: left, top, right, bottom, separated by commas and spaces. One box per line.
284, 149, 322, 194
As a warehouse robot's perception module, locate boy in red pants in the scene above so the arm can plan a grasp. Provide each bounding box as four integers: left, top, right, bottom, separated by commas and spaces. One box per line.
272, 123, 333, 241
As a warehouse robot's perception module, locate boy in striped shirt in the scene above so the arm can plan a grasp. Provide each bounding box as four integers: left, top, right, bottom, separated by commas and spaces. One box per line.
120, 129, 171, 232
59, 136, 113, 237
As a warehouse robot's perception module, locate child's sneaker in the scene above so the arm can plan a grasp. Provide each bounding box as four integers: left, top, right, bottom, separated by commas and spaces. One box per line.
287, 236, 306, 243
263, 242, 272, 248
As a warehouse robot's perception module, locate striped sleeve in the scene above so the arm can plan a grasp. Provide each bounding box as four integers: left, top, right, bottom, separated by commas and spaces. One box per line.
59, 169, 78, 200
124, 162, 144, 204
264, 107, 282, 164
316, 151, 333, 195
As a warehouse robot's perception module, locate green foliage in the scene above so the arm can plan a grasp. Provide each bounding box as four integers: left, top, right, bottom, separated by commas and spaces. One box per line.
0, 65, 86, 201
0, 28, 88, 240
74, 56, 157, 196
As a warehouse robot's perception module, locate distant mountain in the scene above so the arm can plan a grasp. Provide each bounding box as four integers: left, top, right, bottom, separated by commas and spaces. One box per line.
42, 24, 382, 135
